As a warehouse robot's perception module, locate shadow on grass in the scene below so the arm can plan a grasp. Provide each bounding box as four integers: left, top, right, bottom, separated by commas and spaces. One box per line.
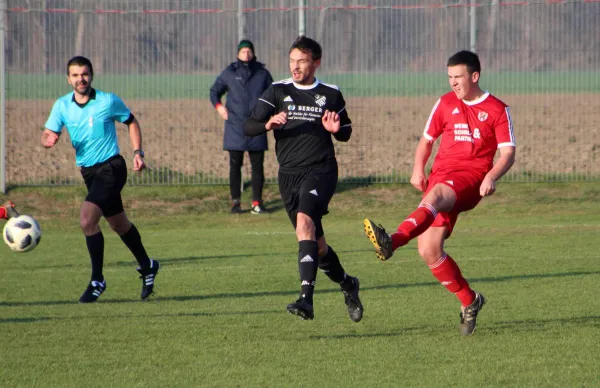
25, 248, 382, 269
232, 195, 285, 214
308, 315, 600, 340
489, 315, 600, 332
0, 317, 54, 324
335, 181, 374, 195
147, 248, 379, 266
2, 270, 598, 308
261, 198, 285, 213
309, 327, 441, 339
0, 309, 282, 324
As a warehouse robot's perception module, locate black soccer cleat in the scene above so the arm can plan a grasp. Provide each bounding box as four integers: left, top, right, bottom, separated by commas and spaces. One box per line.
1, 201, 19, 219
342, 277, 364, 323
459, 292, 486, 336
363, 219, 394, 261
137, 259, 160, 300
79, 279, 106, 303
286, 298, 314, 320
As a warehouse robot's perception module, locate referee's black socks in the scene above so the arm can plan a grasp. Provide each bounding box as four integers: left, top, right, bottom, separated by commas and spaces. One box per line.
298, 240, 319, 305
319, 245, 354, 289
120, 223, 151, 270
86, 232, 105, 282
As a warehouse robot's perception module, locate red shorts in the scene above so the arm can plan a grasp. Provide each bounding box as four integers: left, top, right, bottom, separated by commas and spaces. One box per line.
423, 170, 484, 238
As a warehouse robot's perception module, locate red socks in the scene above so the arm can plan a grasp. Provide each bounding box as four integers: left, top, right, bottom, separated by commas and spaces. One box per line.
0, 207, 6, 219
429, 253, 475, 307
388, 203, 475, 307
390, 203, 438, 250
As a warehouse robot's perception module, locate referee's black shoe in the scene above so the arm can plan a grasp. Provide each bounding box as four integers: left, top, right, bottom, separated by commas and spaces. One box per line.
79, 279, 106, 303
286, 298, 314, 320
342, 277, 364, 323
137, 259, 160, 300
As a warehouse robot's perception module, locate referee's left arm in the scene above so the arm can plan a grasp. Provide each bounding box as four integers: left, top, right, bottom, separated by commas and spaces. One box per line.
124, 114, 142, 152
110, 93, 142, 153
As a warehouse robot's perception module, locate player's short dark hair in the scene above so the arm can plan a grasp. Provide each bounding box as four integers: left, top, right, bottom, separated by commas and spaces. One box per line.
447, 50, 481, 75
67, 56, 94, 76
289, 36, 322, 61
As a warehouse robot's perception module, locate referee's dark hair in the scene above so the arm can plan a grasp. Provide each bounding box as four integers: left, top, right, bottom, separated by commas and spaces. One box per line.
67, 56, 94, 76
290, 36, 322, 61
447, 50, 481, 75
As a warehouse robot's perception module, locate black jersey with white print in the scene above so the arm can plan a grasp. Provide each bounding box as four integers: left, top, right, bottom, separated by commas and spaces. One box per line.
244, 78, 352, 172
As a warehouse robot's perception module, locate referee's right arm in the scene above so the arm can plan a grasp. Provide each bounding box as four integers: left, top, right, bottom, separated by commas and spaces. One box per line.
244, 86, 277, 136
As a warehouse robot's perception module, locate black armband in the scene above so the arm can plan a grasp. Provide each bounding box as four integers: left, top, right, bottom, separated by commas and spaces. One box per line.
123, 113, 135, 125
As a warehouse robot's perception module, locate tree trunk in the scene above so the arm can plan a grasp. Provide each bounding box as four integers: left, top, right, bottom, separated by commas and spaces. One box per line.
486, 0, 499, 66
523, 6, 532, 70
222, 0, 239, 67
93, 13, 105, 73
75, 12, 85, 55
30, 0, 48, 73
316, 7, 327, 46
341, 0, 356, 72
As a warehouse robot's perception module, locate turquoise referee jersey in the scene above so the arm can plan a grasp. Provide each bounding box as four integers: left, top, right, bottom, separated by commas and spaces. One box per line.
45, 89, 133, 167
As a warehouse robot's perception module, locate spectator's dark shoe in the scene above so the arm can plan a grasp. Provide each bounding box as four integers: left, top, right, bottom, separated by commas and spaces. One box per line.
250, 202, 267, 214
231, 201, 243, 214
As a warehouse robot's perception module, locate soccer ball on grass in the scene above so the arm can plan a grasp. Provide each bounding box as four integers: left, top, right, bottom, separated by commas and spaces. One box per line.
3, 215, 42, 252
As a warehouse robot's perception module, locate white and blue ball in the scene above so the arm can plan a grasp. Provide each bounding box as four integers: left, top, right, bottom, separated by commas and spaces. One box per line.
3, 215, 42, 252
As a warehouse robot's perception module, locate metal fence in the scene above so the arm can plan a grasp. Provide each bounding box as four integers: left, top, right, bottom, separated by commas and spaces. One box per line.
1, 0, 599, 191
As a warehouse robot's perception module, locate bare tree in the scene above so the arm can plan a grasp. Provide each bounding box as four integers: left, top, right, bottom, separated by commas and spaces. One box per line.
74, 4, 85, 55
316, 6, 327, 46
523, 5, 532, 69
341, 0, 357, 72
30, 0, 49, 73
486, 0, 499, 63
93, 13, 106, 73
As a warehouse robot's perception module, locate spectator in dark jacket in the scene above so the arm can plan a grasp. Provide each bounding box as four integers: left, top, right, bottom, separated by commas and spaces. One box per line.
210, 40, 273, 214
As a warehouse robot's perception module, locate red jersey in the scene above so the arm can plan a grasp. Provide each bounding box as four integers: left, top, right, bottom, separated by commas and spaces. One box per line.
423, 91, 515, 176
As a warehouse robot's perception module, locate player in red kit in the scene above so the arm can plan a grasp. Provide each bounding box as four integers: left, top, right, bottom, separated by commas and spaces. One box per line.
364, 50, 516, 335
1, 201, 19, 220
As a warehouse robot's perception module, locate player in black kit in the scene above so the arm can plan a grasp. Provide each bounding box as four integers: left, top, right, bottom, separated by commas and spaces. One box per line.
244, 36, 363, 322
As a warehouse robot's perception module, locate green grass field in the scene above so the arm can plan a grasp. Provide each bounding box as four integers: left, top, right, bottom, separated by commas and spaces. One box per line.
8, 71, 600, 99
1, 183, 600, 387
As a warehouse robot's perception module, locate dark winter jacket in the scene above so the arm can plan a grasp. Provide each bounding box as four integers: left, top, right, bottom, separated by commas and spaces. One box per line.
209, 59, 273, 151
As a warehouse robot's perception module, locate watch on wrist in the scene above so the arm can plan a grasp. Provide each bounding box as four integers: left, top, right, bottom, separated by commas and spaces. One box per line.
133, 149, 144, 158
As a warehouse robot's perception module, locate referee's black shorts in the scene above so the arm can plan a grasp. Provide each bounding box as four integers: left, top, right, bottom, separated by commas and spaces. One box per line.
80, 154, 127, 217
278, 162, 338, 239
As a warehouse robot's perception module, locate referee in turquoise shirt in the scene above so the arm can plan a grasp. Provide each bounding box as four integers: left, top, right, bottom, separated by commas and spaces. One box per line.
41, 56, 159, 303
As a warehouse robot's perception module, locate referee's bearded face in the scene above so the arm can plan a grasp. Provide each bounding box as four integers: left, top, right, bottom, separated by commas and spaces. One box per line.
289, 48, 320, 85
67, 65, 93, 95
448, 64, 479, 101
